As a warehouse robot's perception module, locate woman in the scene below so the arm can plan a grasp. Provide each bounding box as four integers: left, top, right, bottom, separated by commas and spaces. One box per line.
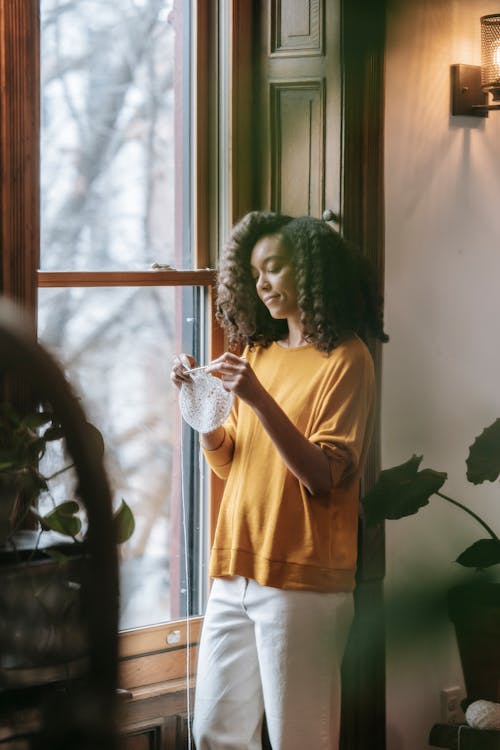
171, 212, 388, 750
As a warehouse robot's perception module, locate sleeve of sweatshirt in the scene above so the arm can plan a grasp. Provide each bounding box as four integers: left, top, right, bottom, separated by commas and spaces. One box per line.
309, 341, 375, 488
200, 403, 237, 480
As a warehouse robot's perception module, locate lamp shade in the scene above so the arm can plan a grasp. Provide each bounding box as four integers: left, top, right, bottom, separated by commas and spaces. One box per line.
481, 14, 500, 100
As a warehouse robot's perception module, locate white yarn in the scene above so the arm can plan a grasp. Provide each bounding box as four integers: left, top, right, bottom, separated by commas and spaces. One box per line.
180, 370, 233, 433
465, 699, 500, 730
179, 431, 192, 750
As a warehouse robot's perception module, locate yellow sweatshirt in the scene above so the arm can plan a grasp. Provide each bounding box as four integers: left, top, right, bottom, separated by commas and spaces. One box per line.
202, 336, 375, 593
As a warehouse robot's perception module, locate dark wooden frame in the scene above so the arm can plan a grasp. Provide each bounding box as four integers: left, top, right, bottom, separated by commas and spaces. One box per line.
0, 0, 39, 317
340, 0, 386, 748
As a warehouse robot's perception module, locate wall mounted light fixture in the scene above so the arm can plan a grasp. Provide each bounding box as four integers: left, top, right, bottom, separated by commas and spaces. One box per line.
451, 14, 500, 117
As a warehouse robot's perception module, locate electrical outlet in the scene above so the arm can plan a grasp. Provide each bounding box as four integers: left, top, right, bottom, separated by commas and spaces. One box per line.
440, 686, 464, 724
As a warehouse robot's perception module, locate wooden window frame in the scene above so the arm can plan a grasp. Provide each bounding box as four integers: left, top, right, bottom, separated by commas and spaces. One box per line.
0, 0, 224, 705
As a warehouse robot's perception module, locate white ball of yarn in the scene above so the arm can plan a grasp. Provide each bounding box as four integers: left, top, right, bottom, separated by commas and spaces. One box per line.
465, 700, 500, 730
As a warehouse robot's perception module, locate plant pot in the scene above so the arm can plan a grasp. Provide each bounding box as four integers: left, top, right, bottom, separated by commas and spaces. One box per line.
447, 582, 500, 704
0, 534, 90, 689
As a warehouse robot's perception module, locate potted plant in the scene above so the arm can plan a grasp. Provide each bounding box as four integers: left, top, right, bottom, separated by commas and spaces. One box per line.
0, 400, 135, 687
362, 418, 500, 704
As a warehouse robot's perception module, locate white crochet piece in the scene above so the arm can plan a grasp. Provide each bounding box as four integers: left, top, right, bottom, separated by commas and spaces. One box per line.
465, 700, 500, 730
179, 370, 234, 433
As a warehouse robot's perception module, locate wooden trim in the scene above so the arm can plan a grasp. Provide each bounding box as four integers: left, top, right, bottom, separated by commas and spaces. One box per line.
119, 646, 199, 691
341, 0, 386, 284
230, 0, 256, 224
124, 676, 194, 703
0, 1, 39, 401
339, 1, 386, 748
341, 0, 386, 581
0, 0, 39, 317
194, 0, 210, 268
119, 617, 202, 660
0, 0, 40, 313
37, 270, 216, 288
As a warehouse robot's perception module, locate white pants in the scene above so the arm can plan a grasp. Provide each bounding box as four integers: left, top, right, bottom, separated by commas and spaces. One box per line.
193, 576, 354, 750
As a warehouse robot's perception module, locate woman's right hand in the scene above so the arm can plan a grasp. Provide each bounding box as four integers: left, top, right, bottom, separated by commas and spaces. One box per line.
170, 353, 197, 390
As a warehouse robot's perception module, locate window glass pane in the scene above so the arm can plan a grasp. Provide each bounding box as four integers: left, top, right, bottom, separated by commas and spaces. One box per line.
40, 0, 190, 271
38, 286, 207, 629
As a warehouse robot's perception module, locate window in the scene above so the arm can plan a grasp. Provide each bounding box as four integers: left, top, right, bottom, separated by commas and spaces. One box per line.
0, 0, 236, 715
37, 0, 216, 631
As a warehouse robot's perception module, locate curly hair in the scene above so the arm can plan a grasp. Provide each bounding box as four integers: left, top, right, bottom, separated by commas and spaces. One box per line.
216, 211, 388, 353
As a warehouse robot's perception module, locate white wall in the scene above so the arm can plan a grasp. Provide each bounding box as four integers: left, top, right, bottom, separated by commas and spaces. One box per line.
383, 1, 500, 748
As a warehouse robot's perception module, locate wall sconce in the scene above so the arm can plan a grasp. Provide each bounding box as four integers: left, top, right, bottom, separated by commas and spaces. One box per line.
451, 14, 500, 117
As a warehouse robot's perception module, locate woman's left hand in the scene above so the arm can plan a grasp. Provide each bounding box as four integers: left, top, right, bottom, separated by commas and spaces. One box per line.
207, 352, 265, 406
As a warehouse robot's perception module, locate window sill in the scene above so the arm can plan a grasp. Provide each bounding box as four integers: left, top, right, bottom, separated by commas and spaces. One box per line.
121, 676, 195, 704
118, 616, 202, 693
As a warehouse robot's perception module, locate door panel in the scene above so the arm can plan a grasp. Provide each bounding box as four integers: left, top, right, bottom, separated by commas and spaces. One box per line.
270, 80, 325, 215
258, 0, 341, 222
271, 0, 323, 55
121, 729, 160, 750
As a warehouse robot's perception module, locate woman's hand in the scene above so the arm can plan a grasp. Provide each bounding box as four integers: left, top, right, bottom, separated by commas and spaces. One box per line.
207, 352, 266, 407
171, 354, 226, 448
170, 353, 197, 390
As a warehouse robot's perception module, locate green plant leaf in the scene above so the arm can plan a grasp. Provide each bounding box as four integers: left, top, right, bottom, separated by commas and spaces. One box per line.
114, 499, 135, 544
466, 419, 500, 485
362, 454, 447, 526
456, 538, 500, 569
51, 500, 80, 514
42, 425, 65, 442
42, 501, 82, 537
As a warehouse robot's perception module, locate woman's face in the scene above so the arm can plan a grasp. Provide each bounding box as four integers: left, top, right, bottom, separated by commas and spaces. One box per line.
250, 234, 299, 319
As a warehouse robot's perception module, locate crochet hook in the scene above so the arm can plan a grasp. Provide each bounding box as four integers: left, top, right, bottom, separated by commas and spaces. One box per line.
183, 364, 211, 374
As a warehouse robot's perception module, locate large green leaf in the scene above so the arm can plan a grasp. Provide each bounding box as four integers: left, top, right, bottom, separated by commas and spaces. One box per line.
113, 499, 135, 544
42, 501, 82, 537
362, 454, 447, 526
466, 419, 500, 485
456, 538, 500, 569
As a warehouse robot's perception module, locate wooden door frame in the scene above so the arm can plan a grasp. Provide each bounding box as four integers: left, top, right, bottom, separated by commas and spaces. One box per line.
340, 0, 386, 748
230, 2, 387, 746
